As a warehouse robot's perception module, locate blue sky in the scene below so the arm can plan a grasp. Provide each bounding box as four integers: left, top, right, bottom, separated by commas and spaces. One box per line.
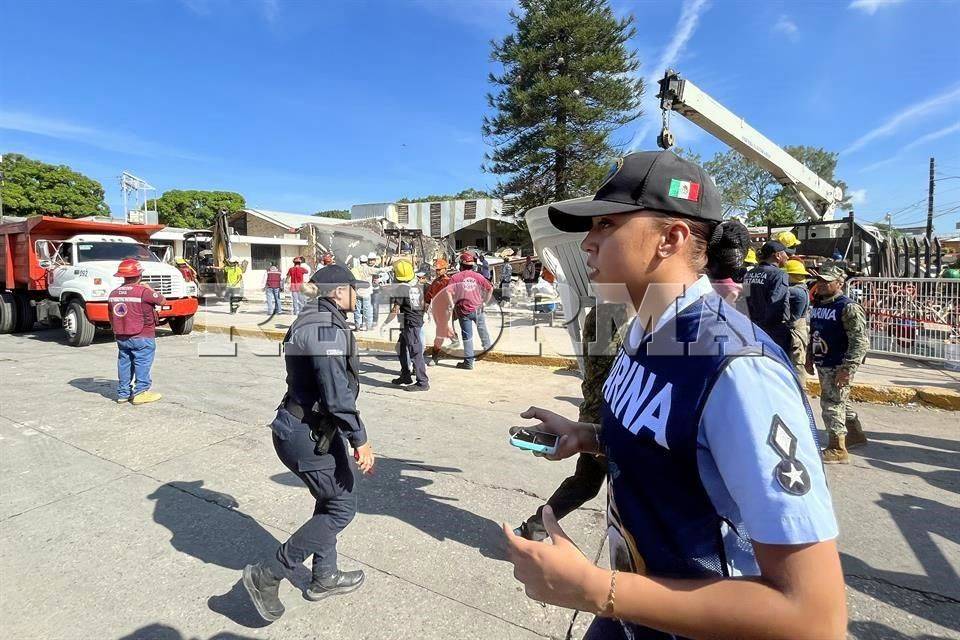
1, 0, 958, 233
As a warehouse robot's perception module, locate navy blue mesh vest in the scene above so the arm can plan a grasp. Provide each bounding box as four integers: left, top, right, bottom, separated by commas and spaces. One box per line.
600, 293, 814, 640
809, 295, 852, 368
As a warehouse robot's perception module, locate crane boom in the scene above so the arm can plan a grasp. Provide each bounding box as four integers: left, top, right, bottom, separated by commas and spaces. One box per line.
657, 70, 843, 221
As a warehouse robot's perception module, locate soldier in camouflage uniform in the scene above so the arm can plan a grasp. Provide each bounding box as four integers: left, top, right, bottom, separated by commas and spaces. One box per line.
513, 302, 626, 540
806, 263, 869, 464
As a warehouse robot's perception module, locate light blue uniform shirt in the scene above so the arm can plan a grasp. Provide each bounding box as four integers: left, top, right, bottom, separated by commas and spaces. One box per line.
625, 276, 838, 574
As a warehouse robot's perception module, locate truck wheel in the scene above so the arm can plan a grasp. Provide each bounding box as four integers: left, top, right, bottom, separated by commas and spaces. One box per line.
12, 293, 37, 333
0, 291, 17, 334
168, 314, 194, 335
63, 300, 96, 347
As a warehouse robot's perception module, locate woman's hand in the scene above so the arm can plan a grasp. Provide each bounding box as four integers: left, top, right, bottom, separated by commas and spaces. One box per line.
515, 407, 599, 460
353, 442, 375, 475
503, 506, 609, 613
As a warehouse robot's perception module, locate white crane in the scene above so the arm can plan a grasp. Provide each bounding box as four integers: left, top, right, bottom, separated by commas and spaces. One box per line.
655, 70, 844, 222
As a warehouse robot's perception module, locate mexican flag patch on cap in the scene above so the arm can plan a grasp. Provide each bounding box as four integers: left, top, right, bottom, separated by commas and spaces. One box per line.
668, 178, 700, 201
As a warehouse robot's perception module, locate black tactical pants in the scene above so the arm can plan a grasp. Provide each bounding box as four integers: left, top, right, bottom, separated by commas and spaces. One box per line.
398, 326, 428, 385
272, 430, 357, 579
524, 453, 607, 537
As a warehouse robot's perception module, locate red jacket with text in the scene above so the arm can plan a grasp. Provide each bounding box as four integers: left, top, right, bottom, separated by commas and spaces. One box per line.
108, 283, 167, 339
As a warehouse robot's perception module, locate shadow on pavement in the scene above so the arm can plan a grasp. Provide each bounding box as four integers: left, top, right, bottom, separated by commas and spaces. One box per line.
69, 376, 118, 400
146, 480, 282, 629
858, 433, 959, 495
848, 621, 952, 640
271, 456, 508, 562
841, 492, 959, 633
117, 623, 259, 639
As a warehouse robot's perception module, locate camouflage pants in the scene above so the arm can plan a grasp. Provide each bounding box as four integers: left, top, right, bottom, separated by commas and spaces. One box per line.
818, 366, 856, 436
790, 321, 809, 387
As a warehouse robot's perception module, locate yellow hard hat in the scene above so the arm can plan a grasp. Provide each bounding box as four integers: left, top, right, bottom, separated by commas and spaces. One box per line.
776, 231, 801, 248
744, 248, 758, 265
393, 260, 415, 282
784, 259, 809, 276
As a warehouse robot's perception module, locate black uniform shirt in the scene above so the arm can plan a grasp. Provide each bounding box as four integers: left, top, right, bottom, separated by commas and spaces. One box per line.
276, 297, 367, 448
387, 282, 425, 329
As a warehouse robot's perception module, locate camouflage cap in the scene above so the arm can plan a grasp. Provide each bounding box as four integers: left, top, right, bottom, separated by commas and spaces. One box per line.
815, 263, 846, 282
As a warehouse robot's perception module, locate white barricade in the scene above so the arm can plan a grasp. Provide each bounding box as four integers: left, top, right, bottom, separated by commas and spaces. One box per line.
846, 277, 960, 363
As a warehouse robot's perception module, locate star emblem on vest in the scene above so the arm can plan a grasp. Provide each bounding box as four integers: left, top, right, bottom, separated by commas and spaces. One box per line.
766, 414, 811, 496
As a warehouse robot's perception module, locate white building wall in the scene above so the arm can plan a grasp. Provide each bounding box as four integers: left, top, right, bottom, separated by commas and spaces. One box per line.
351, 203, 396, 222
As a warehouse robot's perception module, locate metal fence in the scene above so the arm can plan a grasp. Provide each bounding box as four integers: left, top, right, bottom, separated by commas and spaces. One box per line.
846, 277, 960, 363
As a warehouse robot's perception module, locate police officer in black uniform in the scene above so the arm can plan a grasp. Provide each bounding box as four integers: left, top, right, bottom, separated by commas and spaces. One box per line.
243, 264, 375, 622
742, 240, 793, 355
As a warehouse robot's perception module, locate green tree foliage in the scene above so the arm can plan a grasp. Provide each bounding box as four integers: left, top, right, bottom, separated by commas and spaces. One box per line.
703, 146, 851, 226
0, 153, 108, 218
397, 188, 492, 203
314, 209, 351, 219
483, 0, 644, 214
149, 190, 245, 228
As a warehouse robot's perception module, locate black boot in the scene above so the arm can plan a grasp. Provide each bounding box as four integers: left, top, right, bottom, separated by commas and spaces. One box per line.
242, 563, 285, 622
392, 373, 414, 385
306, 569, 365, 601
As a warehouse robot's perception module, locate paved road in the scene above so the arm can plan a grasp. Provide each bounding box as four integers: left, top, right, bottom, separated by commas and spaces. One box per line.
0, 328, 956, 640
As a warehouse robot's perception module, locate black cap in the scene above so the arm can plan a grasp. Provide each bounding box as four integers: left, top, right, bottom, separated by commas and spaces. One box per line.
547, 151, 722, 232
759, 241, 787, 258
309, 264, 369, 290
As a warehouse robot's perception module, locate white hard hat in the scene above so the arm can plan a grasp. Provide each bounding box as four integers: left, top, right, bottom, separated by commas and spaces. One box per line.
367, 252, 378, 261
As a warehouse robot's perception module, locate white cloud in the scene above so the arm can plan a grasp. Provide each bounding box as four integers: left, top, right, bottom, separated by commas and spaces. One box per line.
903, 121, 960, 151
0, 110, 210, 162
848, 0, 906, 15
773, 15, 799, 40
629, 0, 711, 150
847, 188, 867, 205
843, 85, 960, 154
859, 120, 960, 172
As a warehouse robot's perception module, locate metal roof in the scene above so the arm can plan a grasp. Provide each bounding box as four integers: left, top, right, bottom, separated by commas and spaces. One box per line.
244, 208, 353, 230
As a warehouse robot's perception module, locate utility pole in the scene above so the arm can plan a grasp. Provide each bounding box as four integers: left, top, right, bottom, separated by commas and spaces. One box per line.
926, 157, 935, 240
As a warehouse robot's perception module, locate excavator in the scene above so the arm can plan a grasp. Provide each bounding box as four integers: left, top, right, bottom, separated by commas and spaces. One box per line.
182, 210, 234, 302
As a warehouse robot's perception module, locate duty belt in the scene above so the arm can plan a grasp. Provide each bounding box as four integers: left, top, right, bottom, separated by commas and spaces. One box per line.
283, 396, 338, 456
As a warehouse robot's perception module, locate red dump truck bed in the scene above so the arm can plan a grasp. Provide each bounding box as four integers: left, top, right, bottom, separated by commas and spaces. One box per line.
0, 216, 163, 291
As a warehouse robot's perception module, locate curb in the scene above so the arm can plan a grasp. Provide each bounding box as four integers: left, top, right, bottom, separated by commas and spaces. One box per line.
804, 379, 959, 411
195, 322, 580, 370
196, 323, 956, 410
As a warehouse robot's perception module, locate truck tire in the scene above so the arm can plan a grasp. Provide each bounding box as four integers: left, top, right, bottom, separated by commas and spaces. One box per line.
0, 291, 17, 334
12, 292, 37, 333
168, 314, 194, 335
63, 300, 96, 347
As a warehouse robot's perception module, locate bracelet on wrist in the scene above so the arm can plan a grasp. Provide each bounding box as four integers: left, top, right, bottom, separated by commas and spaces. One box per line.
604, 569, 618, 617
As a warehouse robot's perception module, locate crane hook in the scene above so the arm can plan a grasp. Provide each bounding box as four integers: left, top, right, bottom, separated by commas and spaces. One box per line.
657, 108, 674, 150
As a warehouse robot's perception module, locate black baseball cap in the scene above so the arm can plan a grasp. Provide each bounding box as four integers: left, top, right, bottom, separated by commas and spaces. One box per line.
759, 241, 787, 258
547, 150, 722, 232
310, 264, 369, 290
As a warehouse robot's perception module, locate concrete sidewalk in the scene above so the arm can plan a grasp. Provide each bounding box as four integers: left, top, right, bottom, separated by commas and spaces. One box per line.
194, 297, 960, 410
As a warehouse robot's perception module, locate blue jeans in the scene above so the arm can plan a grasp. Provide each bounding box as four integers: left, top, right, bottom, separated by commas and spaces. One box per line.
291, 289, 306, 315
266, 288, 282, 314
458, 310, 492, 364
117, 337, 156, 399
354, 295, 373, 330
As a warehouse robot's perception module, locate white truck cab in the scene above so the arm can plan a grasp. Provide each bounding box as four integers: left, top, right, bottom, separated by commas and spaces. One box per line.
38, 234, 199, 346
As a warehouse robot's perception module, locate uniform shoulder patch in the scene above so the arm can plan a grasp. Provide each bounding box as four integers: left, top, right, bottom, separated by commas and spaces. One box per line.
767, 414, 811, 496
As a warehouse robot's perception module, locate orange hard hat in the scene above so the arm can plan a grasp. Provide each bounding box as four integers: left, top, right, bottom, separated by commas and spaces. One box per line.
115, 258, 143, 278
434, 258, 449, 270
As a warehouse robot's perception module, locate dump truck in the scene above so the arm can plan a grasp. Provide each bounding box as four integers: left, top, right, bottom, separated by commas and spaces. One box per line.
0, 216, 199, 346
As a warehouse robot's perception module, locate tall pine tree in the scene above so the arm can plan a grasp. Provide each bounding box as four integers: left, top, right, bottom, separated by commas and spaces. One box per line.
483, 0, 644, 214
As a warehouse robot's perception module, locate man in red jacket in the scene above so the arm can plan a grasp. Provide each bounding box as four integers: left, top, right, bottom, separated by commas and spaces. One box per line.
108, 259, 165, 405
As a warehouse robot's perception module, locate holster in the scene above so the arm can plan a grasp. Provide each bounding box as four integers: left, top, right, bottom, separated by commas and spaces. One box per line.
283, 397, 338, 456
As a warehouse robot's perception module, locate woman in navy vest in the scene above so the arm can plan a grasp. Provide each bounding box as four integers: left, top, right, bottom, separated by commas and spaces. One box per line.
504, 151, 845, 640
